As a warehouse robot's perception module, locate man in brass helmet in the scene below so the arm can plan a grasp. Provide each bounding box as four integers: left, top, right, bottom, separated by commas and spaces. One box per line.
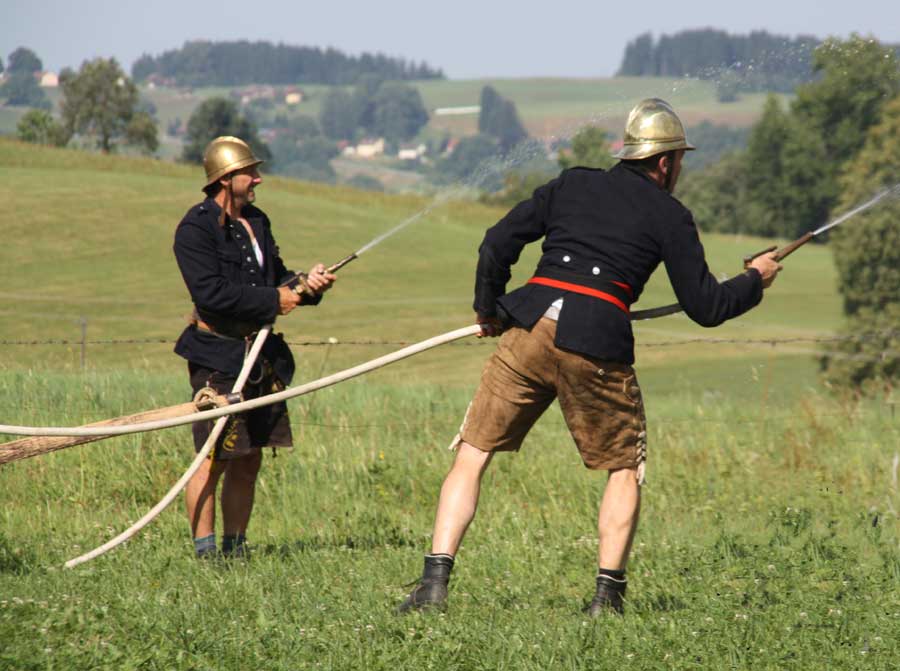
398, 99, 781, 614
173, 136, 336, 559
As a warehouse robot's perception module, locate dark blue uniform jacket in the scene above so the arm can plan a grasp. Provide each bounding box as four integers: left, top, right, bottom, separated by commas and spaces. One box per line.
474, 163, 763, 365
173, 197, 320, 383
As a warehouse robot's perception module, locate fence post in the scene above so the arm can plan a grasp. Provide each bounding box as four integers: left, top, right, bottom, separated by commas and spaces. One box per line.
79, 316, 87, 371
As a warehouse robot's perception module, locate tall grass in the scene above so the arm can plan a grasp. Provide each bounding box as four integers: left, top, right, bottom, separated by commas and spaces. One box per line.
1, 359, 897, 669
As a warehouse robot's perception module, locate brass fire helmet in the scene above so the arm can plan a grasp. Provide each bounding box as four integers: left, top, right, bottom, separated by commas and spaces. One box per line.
612, 98, 696, 160
202, 136, 264, 190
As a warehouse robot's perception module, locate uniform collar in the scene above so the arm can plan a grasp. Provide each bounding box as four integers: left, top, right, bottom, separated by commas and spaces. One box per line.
615, 161, 663, 190
203, 197, 257, 226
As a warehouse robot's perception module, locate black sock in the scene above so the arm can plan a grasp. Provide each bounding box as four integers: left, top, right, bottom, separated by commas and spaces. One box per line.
222, 533, 246, 555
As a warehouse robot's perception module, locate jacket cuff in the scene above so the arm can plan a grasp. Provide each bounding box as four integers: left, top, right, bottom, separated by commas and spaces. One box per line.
724, 268, 764, 310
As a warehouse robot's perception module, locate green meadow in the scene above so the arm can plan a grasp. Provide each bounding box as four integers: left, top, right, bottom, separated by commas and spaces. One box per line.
1, 140, 897, 669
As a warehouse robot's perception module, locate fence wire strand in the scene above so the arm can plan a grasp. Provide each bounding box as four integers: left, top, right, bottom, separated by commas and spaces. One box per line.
2, 330, 898, 349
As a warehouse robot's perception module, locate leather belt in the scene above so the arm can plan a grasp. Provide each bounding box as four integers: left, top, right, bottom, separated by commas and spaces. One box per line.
527, 276, 632, 315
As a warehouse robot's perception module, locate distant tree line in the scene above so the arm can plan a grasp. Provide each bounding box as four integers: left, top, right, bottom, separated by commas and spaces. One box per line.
618, 29, 820, 93
131, 40, 444, 87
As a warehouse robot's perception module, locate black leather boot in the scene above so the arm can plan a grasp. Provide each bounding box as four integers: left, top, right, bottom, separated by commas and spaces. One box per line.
584, 574, 627, 616
397, 554, 454, 613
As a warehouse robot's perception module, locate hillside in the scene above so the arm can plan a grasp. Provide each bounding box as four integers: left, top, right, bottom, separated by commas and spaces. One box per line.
0, 77, 788, 162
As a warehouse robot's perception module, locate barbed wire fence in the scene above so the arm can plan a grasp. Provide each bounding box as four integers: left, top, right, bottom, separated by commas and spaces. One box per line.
2, 330, 898, 354
1, 328, 897, 434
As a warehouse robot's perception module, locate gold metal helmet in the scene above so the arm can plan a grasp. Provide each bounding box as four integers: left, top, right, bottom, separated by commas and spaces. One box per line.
202, 136, 263, 190
612, 98, 696, 160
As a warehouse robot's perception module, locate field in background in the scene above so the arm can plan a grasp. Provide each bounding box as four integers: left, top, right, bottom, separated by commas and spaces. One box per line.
2, 141, 898, 669
0, 76, 788, 157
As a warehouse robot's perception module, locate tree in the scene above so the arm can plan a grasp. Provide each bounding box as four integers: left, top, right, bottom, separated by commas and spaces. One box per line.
0, 55, 4, 75
0, 72, 50, 108
677, 152, 764, 235
182, 97, 270, 163
785, 35, 900, 231
820, 95, 900, 392
7, 47, 42, 75
2, 46, 48, 108
318, 88, 359, 140
16, 109, 69, 146
745, 95, 790, 235
715, 70, 741, 103
684, 121, 750, 170
433, 134, 502, 189
275, 137, 339, 183
59, 58, 158, 153
371, 82, 429, 145
288, 115, 321, 139
478, 86, 528, 152
557, 126, 615, 171
352, 74, 384, 131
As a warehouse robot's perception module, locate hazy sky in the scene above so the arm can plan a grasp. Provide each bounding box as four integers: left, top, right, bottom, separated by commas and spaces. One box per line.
3, 0, 900, 79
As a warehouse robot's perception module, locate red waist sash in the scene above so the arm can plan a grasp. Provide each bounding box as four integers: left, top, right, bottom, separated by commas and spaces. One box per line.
527, 276, 632, 315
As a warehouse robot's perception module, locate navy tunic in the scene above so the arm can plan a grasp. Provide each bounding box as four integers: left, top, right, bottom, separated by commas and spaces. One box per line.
474, 163, 763, 365
172, 197, 320, 383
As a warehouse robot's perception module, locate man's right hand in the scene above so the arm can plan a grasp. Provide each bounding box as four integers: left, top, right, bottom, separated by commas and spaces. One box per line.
749, 252, 783, 289
476, 312, 504, 338
278, 286, 301, 315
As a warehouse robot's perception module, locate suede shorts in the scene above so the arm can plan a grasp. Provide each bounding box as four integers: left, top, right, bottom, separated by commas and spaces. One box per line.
458, 318, 647, 472
188, 361, 293, 461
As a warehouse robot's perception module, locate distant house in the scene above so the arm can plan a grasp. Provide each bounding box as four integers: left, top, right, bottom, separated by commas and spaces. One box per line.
398, 143, 427, 161
433, 105, 480, 116
283, 87, 304, 105
38, 71, 58, 87
146, 73, 176, 88
354, 138, 385, 158
233, 85, 277, 105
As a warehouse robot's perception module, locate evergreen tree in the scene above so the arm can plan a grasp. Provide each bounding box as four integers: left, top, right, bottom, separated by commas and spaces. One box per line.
182, 97, 269, 163
318, 89, 359, 141
478, 86, 528, 152
0, 72, 50, 108
745, 95, 790, 236
7, 47, 42, 74
821, 97, 900, 391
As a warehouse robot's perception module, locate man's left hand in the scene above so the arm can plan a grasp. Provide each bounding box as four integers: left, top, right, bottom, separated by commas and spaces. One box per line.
305, 263, 337, 295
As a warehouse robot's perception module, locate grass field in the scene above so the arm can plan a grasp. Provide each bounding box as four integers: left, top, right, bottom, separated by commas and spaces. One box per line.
2, 141, 898, 669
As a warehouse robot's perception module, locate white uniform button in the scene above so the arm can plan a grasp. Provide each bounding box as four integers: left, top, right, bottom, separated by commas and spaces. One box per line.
563, 255, 571, 262
592, 267, 600, 275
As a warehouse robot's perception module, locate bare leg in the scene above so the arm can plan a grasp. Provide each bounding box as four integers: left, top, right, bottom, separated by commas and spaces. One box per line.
185, 457, 227, 538
431, 442, 494, 555
597, 467, 641, 570
221, 451, 263, 536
